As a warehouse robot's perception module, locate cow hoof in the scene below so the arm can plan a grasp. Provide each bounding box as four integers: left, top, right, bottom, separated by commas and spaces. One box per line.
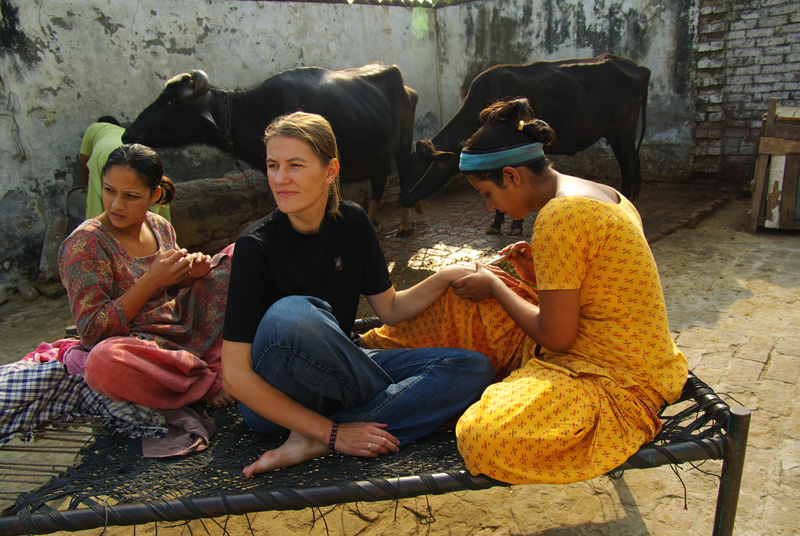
396, 226, 415, 238
486, 225, 501, 235
508, 227, 523, 236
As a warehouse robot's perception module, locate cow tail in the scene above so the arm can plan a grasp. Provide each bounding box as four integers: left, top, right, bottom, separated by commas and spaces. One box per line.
637, 85, 648, 155
634, 83, 648, 199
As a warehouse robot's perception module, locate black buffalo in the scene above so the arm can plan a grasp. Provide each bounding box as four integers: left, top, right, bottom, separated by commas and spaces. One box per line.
123, 63, 419, 232
400, 54, 650, 215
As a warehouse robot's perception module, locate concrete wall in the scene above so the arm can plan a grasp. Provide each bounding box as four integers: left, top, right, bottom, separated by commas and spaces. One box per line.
433, 0, 697, 183
0, 0, 440, 288
0, 0, 702, 289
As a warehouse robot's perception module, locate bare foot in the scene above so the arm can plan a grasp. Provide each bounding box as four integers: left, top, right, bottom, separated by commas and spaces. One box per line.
243, 430, 330, 479
206, 386, 235, 407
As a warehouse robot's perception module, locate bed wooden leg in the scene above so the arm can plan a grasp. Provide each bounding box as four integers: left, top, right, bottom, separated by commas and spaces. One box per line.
712, 406, 751, 536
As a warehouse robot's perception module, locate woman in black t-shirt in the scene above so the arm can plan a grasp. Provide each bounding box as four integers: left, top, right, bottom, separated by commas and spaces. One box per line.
221, 112, 494, 478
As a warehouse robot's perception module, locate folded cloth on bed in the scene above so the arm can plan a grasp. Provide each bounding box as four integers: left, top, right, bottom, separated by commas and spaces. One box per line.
0, 359, 167, 446
142, 407, 216, 458
23, 338, 89, 374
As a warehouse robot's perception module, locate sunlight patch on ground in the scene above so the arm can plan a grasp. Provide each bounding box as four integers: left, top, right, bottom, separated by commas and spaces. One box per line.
406, 244, 496, 271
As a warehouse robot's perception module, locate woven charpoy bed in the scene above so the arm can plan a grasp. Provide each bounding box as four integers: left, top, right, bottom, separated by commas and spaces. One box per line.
1, 315, 750, 536
0, 369, 750, 536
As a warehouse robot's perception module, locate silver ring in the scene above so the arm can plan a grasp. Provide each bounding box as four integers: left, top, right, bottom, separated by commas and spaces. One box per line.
366, 442, 373, 450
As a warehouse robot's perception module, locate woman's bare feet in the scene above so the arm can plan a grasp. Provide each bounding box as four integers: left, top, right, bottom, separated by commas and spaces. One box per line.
243, 430, 330, 479
206, 386, 235, 407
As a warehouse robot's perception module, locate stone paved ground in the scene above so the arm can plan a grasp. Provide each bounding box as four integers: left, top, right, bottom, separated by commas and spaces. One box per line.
2, 179, 798, 535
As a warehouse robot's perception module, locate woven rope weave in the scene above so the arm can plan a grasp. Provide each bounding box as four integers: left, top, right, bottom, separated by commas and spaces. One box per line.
1, 372, 730, 535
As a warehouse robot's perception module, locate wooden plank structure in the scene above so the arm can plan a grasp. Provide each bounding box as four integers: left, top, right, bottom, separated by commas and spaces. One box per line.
748, 98, 800, 232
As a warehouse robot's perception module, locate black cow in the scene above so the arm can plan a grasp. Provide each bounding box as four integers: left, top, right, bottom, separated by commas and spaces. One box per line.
400, 54, 650, 220
123, 63, 419, 232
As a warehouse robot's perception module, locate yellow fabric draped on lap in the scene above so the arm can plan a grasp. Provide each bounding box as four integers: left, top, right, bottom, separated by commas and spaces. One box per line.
362, 194, 688, 484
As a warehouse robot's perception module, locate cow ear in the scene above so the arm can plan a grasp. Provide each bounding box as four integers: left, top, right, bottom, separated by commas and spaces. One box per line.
165, 72, 189, 88
432, 150, 455, 161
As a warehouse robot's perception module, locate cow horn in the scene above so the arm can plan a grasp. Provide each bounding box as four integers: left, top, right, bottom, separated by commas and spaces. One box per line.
189, 70, 210, 98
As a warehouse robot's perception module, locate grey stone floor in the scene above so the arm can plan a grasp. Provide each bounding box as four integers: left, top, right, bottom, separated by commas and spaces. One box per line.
1, 180, 797, 535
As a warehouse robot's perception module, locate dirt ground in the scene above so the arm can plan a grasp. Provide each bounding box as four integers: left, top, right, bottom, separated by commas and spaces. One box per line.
7, 178, 799, 536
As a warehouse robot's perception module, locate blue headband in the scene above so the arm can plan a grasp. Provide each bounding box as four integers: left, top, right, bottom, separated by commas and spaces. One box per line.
459, 142, 545, 172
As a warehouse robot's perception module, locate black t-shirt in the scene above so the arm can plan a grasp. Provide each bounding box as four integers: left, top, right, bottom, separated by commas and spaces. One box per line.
223, 201, 392, 343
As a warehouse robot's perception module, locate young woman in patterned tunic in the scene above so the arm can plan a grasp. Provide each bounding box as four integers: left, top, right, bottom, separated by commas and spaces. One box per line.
59, 144, 234, 409
362, 98, 688, 484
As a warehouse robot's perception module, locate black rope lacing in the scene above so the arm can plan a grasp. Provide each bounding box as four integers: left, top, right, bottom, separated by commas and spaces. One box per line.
3, 369, 735, 533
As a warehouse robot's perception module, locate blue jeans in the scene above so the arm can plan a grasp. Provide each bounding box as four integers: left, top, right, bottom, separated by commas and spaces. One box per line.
239, 296, 495, 446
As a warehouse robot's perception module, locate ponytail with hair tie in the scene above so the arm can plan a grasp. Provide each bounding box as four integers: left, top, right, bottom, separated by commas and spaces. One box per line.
157, 176, 176, 206
464, 97, 556, 158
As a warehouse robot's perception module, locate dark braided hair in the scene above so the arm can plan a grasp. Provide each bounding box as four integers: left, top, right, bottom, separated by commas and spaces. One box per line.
462, 98, 557, 185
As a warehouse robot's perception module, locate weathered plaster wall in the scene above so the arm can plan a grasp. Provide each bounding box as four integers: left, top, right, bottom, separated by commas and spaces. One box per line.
0, 0, 702, 290
432, 0, 697, 183
0, 0, 439, 288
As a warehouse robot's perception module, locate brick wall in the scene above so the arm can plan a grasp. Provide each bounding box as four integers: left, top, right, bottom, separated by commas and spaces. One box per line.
693, 0, 799, 182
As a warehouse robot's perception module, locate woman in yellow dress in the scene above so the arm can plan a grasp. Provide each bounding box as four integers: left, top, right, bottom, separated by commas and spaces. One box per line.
362, 98, 688, 485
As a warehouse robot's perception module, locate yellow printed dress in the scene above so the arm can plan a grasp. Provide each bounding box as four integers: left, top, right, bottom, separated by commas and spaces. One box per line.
362, 194, 688, 484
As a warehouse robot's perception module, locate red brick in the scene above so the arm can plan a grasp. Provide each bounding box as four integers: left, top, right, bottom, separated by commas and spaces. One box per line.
724, 128, 750, 137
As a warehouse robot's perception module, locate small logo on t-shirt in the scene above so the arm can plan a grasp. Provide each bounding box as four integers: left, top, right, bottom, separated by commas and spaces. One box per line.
334, 256, 344, 271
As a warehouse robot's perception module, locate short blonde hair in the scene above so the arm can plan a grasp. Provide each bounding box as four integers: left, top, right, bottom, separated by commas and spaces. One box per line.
263, 111, 341, 219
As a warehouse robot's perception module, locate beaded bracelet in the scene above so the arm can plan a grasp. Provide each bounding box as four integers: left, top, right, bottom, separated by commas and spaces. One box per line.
328, 422, 339, 450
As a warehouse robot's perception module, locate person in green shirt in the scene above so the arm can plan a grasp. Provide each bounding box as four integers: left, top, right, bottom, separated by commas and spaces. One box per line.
80, 116, 171, 222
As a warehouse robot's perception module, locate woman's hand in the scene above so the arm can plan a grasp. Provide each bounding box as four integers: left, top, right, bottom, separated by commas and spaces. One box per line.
451, 264, 503, 302
183, 251, 212, 282
499, 241, 536, 284
144, 248, 192, 288
486, 265, 521, 288
117, 248, 191, 322
333, 422, 400, 457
